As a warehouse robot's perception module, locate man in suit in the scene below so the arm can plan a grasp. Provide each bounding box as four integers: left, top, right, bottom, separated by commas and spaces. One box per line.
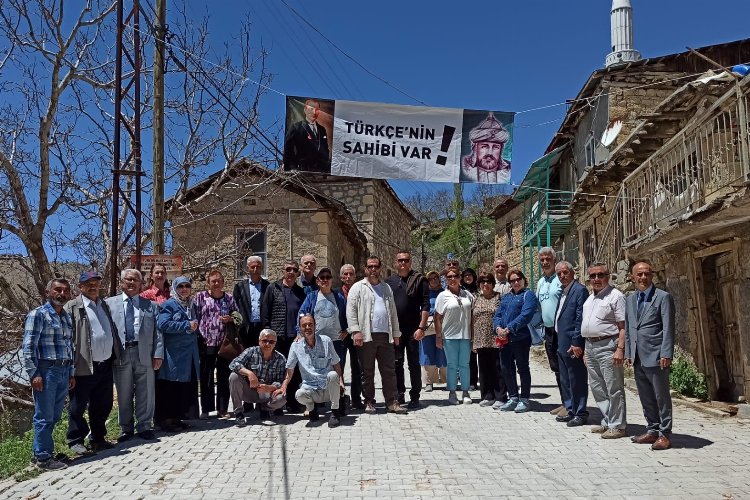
284, 98, 331, 173
64, 271, 123, 453
106, 268, 163, 442
233, 256, 270, 348
625, 261, 675, 451
553, 261, 589, 427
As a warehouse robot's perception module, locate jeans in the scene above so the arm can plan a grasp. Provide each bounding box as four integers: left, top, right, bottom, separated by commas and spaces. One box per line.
499, 338, 532, 399
32, 362, 69, 461
443, 339, 471, 392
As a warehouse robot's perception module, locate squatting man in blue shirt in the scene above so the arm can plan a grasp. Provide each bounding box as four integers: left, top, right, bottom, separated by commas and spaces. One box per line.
280, 314, 345, 428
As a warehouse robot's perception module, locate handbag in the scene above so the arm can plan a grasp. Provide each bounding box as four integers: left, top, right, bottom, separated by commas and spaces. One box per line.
218, 321, 245, 360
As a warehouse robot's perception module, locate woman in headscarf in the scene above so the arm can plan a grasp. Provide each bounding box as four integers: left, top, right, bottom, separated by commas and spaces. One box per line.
141, 263, 170, 304
419, 271, 447, 391
155, 276, 200, 431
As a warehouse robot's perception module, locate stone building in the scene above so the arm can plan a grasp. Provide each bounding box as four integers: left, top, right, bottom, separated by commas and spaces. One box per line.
168, 160, 368, 284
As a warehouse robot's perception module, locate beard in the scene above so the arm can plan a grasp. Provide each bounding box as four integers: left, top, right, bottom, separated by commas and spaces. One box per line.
479, 154, 499, 171
50, 297, 67, 307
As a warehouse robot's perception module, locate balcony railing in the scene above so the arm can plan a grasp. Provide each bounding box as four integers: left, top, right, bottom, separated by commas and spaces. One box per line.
622, 89, 749, 245
521, 192, 573, 244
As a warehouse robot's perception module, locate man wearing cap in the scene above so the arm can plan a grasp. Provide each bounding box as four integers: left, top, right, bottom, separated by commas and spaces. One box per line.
22, 278, 75, 470
440, 254, 460, 290
460, 112, 511, 184
64, 271, 123, 454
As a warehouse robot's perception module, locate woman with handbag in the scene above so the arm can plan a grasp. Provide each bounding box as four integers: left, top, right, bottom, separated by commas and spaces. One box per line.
493, 270, 538, 413
434, 269, 474, 405
193, 269, 240, 418
155, 277, 200, 431
419, 271, 446, 391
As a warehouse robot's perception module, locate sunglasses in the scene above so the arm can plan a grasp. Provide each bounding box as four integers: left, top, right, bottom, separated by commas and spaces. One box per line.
446, 262, 459, 267
366, 265, 381, 269
177, 284, 192, 289
509, 278, 523, 284
260, 339, 277, 345
588, 273, 609, 279
285, 267, 299, 273
397, 258, 411, 263
317, 275, 332, 280
478, 280, 493, 285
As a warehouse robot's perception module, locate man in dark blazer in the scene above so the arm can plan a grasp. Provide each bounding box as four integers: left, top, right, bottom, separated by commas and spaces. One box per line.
106, 268, 163, 442
553, 261, 589, 427
233, 256, 270, 348
625, 261, 675, 451
284, 98, 331, 173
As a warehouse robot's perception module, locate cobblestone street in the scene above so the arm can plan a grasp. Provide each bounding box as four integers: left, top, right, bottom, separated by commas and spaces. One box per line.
2, 352, 749, 499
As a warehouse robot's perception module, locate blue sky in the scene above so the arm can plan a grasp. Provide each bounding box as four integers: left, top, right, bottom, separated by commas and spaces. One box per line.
199, 0, 750, 200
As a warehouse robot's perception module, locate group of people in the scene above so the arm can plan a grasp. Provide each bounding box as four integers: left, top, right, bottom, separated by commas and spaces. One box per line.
21, 247, 676, 470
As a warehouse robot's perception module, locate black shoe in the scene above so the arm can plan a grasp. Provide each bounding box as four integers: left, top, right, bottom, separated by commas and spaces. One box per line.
89, 440, 115, 452
351, 399, 365, 410
308, 408, 320, 422
35, 458, 68, 470
136, 430, 156, 440
567, 416, 587, 427
555, 414, 573, 422
116, 432, 134, 443
328, 410, 340, 428
242, 402, 254, 414
259, 410, 271, 420
407, 400, 420, 409
234, 413, 246, 427
273, 408, 284, 416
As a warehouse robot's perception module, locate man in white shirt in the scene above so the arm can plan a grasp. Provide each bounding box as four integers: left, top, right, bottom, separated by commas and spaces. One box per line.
581, 263, 627, 439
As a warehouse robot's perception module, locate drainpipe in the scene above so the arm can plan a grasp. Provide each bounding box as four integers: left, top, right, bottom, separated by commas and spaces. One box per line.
288, 208, 326, 260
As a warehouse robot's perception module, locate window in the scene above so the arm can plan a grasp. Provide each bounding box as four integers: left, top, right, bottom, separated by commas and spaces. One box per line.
236, 227, 267, 279
580, 224, 597, 271
584, 135, 596, 167
505, 221, 514, 250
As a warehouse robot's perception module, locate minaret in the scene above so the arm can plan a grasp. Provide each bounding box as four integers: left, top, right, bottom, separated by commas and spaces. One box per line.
605, 0, 642, 67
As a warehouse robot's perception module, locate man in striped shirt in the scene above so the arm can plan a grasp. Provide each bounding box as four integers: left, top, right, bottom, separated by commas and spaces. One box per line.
22, 278, 76, 471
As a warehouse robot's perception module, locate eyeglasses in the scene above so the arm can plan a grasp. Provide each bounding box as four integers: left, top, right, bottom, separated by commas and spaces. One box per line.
478, 280, 493, 285
177, 284, 192, 289
285, 267, 299, 273
366, 265, 380, 269
588, 273, 609, 279
446, 262, 458, 267
317, 275, 332, 281
260, 339, 277, 345
509, 278, 523, 284
397, 258, 411, 263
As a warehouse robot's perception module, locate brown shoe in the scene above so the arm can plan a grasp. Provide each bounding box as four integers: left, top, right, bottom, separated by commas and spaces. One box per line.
651, 436, 671, 450
590, 425, 607, 434
550, 405, 566, 415
601, 428, 627, 439
364, 402, 376, 414
631, 432, 658, 444
386, 402, 407, 414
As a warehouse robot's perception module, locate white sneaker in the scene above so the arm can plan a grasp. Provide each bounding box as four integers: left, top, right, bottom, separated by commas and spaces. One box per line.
462, 392, 472, 404
479, 399, 495, 407
492, 400, 505, 410
448, 391, 459, 405
69, 443, 87, 454
424, 384, 434, 392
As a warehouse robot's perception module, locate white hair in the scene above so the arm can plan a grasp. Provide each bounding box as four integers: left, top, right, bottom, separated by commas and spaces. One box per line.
259, 329, 278, 339
539, 247, 556, 259
340, 263, 355, 274
246, 255, 263, 266
120, 268, 143, 281
555, 261, 574, 273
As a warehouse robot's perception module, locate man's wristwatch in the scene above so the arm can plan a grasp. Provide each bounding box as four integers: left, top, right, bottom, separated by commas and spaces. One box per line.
417, 326, 426, 331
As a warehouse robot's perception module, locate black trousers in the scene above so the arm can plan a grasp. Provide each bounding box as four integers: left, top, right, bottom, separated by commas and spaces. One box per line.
545, 326, 563, 402
477, 348, 507, 401
67, 358, 113, 446
199, 351, 230, 414
395, 334, 422, 401
155, 368, 198, 422
340, 335, 362, 403
470, 350, 479, 387
275, 336, 303, 411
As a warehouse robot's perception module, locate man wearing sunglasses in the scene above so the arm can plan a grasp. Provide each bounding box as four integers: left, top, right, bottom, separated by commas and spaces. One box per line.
386, 251, 429, 409
261, 260, 306, 412
229, 329, 287, 426
625, 261, 675, 451
581, 263, 627, 439
346, 256, 406, 414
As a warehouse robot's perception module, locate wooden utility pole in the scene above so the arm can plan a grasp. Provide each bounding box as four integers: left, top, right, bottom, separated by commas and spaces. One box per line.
152, 0, 166, 253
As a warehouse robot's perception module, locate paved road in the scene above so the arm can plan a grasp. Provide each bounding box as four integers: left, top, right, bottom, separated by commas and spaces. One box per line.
2, 350, 750, 499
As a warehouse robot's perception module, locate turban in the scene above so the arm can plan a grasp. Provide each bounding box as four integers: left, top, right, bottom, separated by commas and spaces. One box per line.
469, 112, 509, 144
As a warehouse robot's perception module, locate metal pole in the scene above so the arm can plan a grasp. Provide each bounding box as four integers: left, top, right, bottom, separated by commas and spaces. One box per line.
134, 0, 142, 271
152, 0, 166, 253
110, 0, 124, 295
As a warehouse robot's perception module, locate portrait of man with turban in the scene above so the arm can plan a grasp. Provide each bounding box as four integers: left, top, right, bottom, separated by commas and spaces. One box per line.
460, 111, 511, 183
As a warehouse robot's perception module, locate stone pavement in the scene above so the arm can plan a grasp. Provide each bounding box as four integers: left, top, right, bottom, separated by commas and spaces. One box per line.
2, 350, 750, 500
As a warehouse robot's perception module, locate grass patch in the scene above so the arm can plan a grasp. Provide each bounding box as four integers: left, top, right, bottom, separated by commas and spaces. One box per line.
0, 405, 120, 482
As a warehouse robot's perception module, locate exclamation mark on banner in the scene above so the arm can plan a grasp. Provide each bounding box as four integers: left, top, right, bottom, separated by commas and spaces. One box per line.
436, 125, 456, 166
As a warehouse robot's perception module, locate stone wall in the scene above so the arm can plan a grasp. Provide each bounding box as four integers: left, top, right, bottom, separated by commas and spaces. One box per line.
171, 172, 362, 288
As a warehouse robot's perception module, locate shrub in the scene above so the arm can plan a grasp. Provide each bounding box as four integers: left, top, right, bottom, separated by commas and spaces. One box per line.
669, 346, 709, 400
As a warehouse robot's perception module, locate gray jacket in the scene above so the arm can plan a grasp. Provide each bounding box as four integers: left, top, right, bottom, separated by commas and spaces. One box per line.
105, 294, 164, 367
64, 295, 123, 376
624, 287, 675, 367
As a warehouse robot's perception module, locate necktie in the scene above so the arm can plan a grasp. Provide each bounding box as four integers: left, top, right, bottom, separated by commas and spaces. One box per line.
637, 292, 646, 318
125, 297, 135, 342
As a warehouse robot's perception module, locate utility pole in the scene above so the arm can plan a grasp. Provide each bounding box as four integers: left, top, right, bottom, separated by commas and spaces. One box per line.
152, 0, 166, 254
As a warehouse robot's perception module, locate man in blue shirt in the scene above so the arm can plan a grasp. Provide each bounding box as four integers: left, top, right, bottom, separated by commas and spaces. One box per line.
536, 247, 564, 416
22, 278, 76, 471
281, 314, 344, 427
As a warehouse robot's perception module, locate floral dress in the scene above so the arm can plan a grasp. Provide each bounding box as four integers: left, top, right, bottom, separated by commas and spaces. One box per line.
472, 293, 500, 350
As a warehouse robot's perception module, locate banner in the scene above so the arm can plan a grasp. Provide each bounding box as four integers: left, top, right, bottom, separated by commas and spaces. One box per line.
283, 96, 513, 184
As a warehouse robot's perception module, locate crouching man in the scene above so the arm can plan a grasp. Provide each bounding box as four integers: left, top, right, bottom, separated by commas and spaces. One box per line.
229, 329, 287, 426
281, 314, 345, 427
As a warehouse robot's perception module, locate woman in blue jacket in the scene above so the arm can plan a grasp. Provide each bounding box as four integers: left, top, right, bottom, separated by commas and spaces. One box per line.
296, 267, 348, 363
493, 269, 538, 413
155, 276, 200, 431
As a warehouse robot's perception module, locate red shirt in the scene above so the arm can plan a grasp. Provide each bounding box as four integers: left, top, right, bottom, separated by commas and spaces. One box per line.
140, 285, 170, 304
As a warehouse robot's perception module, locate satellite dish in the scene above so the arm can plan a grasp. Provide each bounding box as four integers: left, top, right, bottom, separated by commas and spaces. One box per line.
600, 119, 623, 147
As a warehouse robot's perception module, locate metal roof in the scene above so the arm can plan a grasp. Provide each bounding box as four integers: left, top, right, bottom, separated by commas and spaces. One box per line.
512, 143, 569, 202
